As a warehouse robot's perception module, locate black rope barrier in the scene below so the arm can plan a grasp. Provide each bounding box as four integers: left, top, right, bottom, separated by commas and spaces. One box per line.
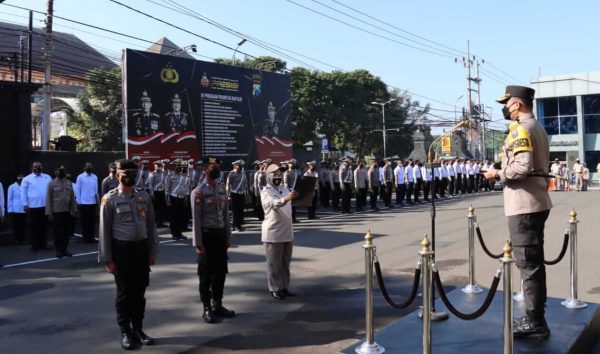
374, 260, 421, 309
475, 222, 504, 259
544, 233, 569, 265
433, 267, 501, 321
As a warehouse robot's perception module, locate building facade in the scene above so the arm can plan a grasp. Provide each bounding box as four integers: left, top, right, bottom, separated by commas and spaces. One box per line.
531, 71, 600, 181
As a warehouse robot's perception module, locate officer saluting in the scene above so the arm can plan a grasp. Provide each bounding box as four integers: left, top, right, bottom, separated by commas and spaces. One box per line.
226, 160, 247, 232
98, 159, 158, 350
484, 85, 553, 339
192, 156, 235, 324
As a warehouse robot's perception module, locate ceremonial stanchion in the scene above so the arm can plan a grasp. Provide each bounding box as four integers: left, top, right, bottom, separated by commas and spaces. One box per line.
501, 241, 514, 354
561, 209, 587, 309
356, 230, 385, 354
420, 236, 433, 354
462, 205, 483, 294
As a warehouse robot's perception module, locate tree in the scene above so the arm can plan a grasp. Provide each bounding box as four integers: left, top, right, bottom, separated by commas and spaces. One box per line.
214, 55, 287, 73
69, 67, 123, 151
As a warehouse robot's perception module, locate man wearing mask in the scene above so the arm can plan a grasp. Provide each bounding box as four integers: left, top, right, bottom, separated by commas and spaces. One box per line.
101, 163, 119, 196
339, 158, 353, 214
8, 175, 26, 244
76, 162, 99, 244
368, 160, 381, 210
21, 162, 52, 252
329, 162, 341, 211
99, 159, 158, 350
165, 160, 190, 240
147, 160, 167, 227
413, 161, 423, 203
484, 85, 552, 339
550, 158, 561, 192
447, 159, 456, 196
382, 158, 394, 208
319, 161, 331, 208
573, 159, 583, 191
261, 163, 299, 300
192, 156, 236, 323
46, 166, 77, 258
354, 160, 368, 212
405, 160, 415, 204
226, 160, 247, 231
283, 159, 300, 223
304, 161, 319, 219
394, 160, 406, 206
135, 160, 150, 192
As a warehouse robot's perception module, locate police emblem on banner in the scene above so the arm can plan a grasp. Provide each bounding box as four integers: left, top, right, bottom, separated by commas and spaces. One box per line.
161, 62, 179, 84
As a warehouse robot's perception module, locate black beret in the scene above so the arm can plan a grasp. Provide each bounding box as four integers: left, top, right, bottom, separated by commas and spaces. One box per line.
115, 159, 138, 170
496, 85, 535, 104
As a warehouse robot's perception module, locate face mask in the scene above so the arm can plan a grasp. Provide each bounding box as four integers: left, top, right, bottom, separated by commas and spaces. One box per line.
175, 168, 182, 173
58, 171, 66, 178
17, 179, 22, 185
208, 168, 221, 179
502, 102, 515, 120
120, 171, 137, 186
85, 168, 93, 173
272, 177, 283, 186
33, 167, 41, 175
110, 169, 116, 174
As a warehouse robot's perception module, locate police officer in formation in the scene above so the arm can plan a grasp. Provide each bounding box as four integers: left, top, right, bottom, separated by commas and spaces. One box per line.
318, 161, 331, 207
367, 160, 381, 210
283, 159, 300, 223
45, 165, 77, 258
226, 160, 247, 232
99, 159, 158, 350
382, 158, 394, 207
253, 159, 269, 221
191, 156, 235, 324
303, 160, 319, 219
329, 162, 341, 211
101, 163, 120, 196
339, 158, 353, 214
353, 160, 368, 212
484, 85, 552, 339
165, 159, 191, 240
147, 160, 168, 227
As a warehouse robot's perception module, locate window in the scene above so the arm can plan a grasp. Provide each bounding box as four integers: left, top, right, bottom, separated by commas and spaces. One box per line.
537, 96, 578, 135
583, 95, 600, 134
585, 151, 600, 173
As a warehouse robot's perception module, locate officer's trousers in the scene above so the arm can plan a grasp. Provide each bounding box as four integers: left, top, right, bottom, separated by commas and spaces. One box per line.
455, 174, 462, 195
112, 238, 149, 332
468, 175, 475, 193
255, 194, 265, 221
449, 176, 456, 195
508, 210, 550, 320
356, 187, 367, 211
440, 177, 448, 197
384, 182, 393, 206
28, 207, 47, 250
52, 211, 72, 253
406, 182, 414, 204
341, 183, 352, 212
414, 178, 422, 202
575, 174, 583, 191
369, 186, 379, 209
169, 196, 186, 238
80, 204, 97, 242
152, 190, 167, 225
331, 183, 341, 210
423, 181, 431, 200
320, 184, 330, 207
395, 184, 406, 205
230, 193, 245, 228
197, 228, 228, 306
264, 241, 293, 292
12, 212, 26, 244
308, 191, 318, 219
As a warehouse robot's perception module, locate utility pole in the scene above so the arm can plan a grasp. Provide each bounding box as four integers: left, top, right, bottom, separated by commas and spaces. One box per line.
19, 34, 24, 82
42, 0, 54, 150
28, 10, 33, 83
475, 60, 484, 159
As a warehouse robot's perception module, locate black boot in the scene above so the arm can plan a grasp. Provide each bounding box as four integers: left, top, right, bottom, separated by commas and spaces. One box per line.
120, 332, 135, 350
202, 306, 216, 323
212, 300, 235, 318
133, 328, 154, 345
514, 314, 550, 339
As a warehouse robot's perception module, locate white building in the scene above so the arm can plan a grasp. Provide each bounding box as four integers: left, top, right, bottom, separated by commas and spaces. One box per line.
531, 71, 600, 181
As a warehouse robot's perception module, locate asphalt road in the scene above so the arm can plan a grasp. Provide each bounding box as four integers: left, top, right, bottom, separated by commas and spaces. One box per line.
1, 189, 599, 354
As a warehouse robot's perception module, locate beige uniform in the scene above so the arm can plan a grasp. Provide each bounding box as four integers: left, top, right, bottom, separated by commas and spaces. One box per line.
497, 113, 552, 216
573, 162, 584, 191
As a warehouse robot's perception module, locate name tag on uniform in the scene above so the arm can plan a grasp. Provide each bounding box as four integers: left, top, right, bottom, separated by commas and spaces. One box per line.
205, 197, 215, 204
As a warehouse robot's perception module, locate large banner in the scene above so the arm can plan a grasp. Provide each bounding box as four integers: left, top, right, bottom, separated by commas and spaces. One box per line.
123, 49, 293, 165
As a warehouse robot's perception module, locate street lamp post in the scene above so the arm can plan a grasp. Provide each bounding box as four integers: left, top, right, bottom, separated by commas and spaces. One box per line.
232, 38, 247, 66
454, 94, 464, 123
371, 99, 396, 158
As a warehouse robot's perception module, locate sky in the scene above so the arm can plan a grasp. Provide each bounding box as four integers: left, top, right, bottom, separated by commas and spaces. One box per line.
2, 0, 600, 132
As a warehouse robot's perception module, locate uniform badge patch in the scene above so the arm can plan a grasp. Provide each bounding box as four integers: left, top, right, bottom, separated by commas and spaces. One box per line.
101, 196, 109, 206
508, 124, 533, 154
139, 210, 145, 217
195, 197, 201, 204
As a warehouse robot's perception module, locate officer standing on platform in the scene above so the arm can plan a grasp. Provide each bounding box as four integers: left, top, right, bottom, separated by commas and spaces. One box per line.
283, 159, 300, 223
165, 159, 190, 240
226, 160, 247, 232
192, 156, 236, 324
147, 160, 167, 227
99, 159, 158, 350
45, 166, 77, 258
339, 158, 353, 214
484, 85, 553, 339
101, 163, 120, 196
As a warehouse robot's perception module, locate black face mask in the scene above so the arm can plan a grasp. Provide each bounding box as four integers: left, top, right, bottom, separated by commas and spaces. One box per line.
109, 169, 116, 175
57, 171, 66, 178
33, 167, 41, 175
272, 177, 283, 186
85, 168, 93, 174
208, 168, 221, 179
120, 171, 137, 186
175, 168, 182, 173
502, 105, 514, 120
17, 179, 22, 185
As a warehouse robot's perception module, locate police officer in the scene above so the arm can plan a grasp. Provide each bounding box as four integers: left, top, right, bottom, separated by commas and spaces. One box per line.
283, 159, 300, 223
45, 166, 77, 258
319, 161, 331, 207
253, 160, 270, 221
329, 162, 341, 210
353, 160, 368, 212
147, 160, 167, 227
129, 91, 160, 137
226, 160, 247, 232
304, 161, 319, 219
136, 160, 150, 192
192, 156, 235, 323
99, 159, 158, 350
101, 163, 120, 196
367, 160, 381, 210
249, 160, 261, 219
484, 85, 553, 339
165, 159, 190, 240
382, 158, 394, 207
339, 158, 353, 214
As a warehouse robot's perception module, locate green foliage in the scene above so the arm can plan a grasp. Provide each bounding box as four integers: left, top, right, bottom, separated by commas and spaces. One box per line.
69, 67, 123, 151
214, 55, 287, 73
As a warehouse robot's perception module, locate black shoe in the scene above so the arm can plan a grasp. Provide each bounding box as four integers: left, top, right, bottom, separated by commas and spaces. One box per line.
56, 252, 64, 258
212, 303, 235, 318
237, 226, 246, 232
292, 219, 301, 224
282, 289, 296, 297
179, 235, 188, 240
120, 332, 135, 350
514, 316, 550, 339
64, 251, 73, 257
271, 290, 285, 300
133, 329, 154, 345
202, 308, 216, 323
